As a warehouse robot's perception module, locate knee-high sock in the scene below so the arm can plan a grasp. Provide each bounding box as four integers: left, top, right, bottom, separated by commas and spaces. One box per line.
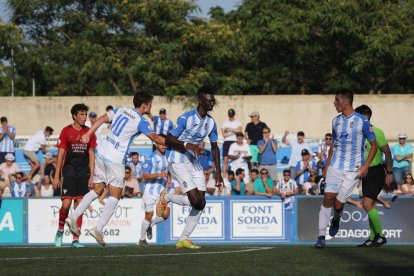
318, 205, 332, 236
58, 208, 69, 232
369, 218, 375, 240
333, 208, 343, 221
368, 208, 383, 237
180, 208, 202, 241
71, 190, 98, 220
140, 219, 151, 240
150, 216, 164, 227
73, 215, 83, 241
164, 194, 191, 206
96, 197, 119, 232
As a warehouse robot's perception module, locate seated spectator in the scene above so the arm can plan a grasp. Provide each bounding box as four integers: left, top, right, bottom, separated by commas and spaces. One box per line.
295, 149, 317, 194
275, 169, 299, 199
228, 132, 252, 183
10, 172, 30, 197
0, 153, 20, 188
392, 133, 413, 185
206, 169, 228, 196
123, 166, 141, 198
317, 133, 332, 174
245, 169, 259, 195
257, 127, 278, 185
41, 152, 55, 178
36, 174, 55, 197
399, 172, 414, 195
253, 168, 274, 198
302, 174, 319, 195
231, 168, 247, 195
197, 141, 214, 174
282, 130, 312, 179
223, 170, 235, 190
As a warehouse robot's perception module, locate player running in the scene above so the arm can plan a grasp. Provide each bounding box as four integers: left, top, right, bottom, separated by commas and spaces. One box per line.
53, 103, 97, 248
138, 135, 170, 247
354, 104, 393, 247
315, 89, 378, 248
157, 85, 223, 249
65, 91, 165, 246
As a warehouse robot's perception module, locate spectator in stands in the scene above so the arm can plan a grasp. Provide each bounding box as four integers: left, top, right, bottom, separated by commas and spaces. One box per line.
10, 172, 30, 197
36, 174, 55, 197
399, 172, 414, 195
106, 105, 114, 112
0, 153, 20, 189
0, 117, 16, 164
317, 133, 332, 173
245, 169, 258, 195
197, 141, 214, 174
40, 152, 54, 178
253, 168, 274, 198
258, 127, 278, 185
123, 166, 141, 197
221, 108, 243, 176
295, 149, 317, 194
231, 168, 247, 195
129, 152, 144, 194
282, 130, 312, 179
228, 132, 251, 183
223, 170, 235, 191
205, 169, 218, 196
23, 126, 54, 181
302, 174, 319, 195
245, 111, 268, 169
149, 108, 174, 151
392, 133, 413, 185
274, 169, 299, 198
85, 111, 97, 128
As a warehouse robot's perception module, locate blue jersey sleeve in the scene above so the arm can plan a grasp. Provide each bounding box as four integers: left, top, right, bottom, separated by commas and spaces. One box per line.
169, 114, 187, 137
257, 140, 265, 147
362, 119, 376, 142
168, 120, 174, 131
208, 122, 218, 142
142, 158, 153, 174
137, 118, 154, 135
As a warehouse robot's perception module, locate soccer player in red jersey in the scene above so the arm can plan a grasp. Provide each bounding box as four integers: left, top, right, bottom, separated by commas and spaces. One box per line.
53, 103, 97, 248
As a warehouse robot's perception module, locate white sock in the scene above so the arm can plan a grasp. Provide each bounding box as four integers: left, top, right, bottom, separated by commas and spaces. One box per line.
179, 208, 202, 241
72, 190, 98, 220
140, 219, 151, 240
164, 194, 191, 206
96, 197, 118, 232
150, 216, 164, 227
318, 205, 332, 236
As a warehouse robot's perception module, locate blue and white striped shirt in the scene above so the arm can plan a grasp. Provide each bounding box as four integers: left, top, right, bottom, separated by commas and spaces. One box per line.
142, 151, 168, 196
330, 112, 376, 171
153, 116, 174, 136
0, 126, 16, 153
168, 109, 218, 164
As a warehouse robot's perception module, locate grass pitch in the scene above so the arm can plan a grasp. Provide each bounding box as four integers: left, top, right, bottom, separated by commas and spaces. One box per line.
1, 244, 413, 275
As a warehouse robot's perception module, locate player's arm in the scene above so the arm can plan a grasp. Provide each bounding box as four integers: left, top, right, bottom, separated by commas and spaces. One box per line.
211, 141, 224, 187
347, 197, 363, 209
53, 148, 66, 189
81, 113, 110, 143
142, 171, 168, 180
359, 139, 378, 177
88, 147, 95, 188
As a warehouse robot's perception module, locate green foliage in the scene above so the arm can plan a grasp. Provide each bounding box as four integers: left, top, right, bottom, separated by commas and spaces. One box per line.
1, 0, 414, 96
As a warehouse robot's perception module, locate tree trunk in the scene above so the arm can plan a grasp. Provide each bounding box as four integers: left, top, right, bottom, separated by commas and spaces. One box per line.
107, 77, 123, 96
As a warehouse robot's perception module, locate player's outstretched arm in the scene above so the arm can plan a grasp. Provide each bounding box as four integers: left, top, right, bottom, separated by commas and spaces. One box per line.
147, 133, 166, 146
81, 113, 110, 143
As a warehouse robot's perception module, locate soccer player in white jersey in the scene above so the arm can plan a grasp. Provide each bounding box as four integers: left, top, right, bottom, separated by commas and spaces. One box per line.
315, 89, 378, 249
65, 91, 165, 246
158, 85, 224, 249
138, 135, 170, 246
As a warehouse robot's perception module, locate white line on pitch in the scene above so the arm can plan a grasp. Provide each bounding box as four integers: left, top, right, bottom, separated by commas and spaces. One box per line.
0, 247, 275, 261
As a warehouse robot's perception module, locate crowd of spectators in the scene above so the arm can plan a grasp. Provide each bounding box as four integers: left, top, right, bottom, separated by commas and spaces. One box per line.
0, 107, 412, 203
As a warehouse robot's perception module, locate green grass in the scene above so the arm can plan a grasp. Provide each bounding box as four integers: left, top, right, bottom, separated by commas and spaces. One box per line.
1, 245, 414, 275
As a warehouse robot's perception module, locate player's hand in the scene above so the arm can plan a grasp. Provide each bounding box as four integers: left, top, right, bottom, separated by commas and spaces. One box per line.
385, 174, 393, 186
215, 173, 224, 189
81, 133, 90, 143
88, 176, 94, 188
53, 176, 60, 189
357, 165, 369, 177
159, 171, 168, 178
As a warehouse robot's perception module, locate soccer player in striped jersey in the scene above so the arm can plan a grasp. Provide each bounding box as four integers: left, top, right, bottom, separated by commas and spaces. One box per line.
158, 85, 224, 249
354, 104, 393, 247
315, 89, 378, 249
53, 103, 97, 248
65, 91, 165, 246
138, 135, 170, 246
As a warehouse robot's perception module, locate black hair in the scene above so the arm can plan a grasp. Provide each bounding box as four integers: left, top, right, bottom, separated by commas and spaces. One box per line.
130, 152, 139, 157
251, 169, 259, 174
133, 91, 154, 108
106, 105, 114, 112
235, 168, 245, 176
227, 170, 235, 176
0, 117, 7, 123
71, 103, 89, 117
125, 166, 131, 171
16, 172, 24, 178
45, 126, 54, 134
325, 133, 332, 138
355, 104, 372, 120
336, 88, 354, 105
283, 169, 291, 175
197, 85, 215, 98
297, 131, 305, 136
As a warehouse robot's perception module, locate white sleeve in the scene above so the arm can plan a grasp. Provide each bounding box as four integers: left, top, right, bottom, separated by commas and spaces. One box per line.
228, 143, 236, 155
106, 109, 116, 121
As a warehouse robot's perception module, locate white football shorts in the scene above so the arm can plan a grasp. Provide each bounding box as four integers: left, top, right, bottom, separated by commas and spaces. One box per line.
93, 153, 125, 188
325, 166, 360, 203
168, 161, 206, 193
142, 194, 159, 212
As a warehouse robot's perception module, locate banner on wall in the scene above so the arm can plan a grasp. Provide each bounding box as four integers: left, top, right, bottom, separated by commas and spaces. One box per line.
297, 197, 414, 242
27, 198, 154, 244
0, 199, 24, 243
